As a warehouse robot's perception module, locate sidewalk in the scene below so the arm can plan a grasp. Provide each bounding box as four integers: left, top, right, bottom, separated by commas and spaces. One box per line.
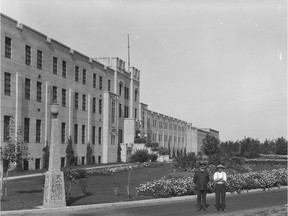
6, 163, 135, 180
1, 186, 287, 216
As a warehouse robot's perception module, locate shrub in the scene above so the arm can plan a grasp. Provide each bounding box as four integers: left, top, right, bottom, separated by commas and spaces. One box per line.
158, 147, 170, 155
145, 142, 159, 151
149, 154, 158, 162
173, 153, 197, 171
130, 149, 150, 163
66, 137, 76, 167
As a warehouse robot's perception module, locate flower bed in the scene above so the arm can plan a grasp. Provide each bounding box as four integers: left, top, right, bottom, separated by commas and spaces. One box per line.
136, 168, 287, 198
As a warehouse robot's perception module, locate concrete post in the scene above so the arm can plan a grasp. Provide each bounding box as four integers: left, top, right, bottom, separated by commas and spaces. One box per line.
43, 103, 66, 208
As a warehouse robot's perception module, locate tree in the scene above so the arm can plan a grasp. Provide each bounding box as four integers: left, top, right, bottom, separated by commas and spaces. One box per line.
239, 137, 260, 158
0, 116, 30, 197
201, 134, 220, 157
42, 143, 49, 169
117, 143, 122, 162
66, 136, 76, 166
86, 142, 92, 165
275, 137, 287, 155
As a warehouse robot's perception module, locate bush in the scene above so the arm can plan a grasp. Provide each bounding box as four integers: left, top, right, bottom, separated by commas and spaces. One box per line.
130, 149, 150, 163
173, 153, 197, 171
158, 147, 170, 155
149, 154, 158, 162
145, 142, 159, 151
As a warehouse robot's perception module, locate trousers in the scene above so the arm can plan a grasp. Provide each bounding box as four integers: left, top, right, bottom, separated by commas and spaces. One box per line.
215, 184, 226, 210
196, 189, 207, 209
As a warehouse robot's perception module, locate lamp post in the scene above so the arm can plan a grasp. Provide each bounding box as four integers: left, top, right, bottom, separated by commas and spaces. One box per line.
43, 103, 66, 208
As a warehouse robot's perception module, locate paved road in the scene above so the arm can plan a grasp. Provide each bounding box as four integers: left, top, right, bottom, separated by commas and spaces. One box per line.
3, 188, 287, 216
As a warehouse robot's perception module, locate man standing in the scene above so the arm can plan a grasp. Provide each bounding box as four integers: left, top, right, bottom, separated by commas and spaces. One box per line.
193, 161, 210, 211
213, 164, 227, 212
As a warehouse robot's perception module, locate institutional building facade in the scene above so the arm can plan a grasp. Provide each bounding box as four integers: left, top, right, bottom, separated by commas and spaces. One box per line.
1, 14, 219, 170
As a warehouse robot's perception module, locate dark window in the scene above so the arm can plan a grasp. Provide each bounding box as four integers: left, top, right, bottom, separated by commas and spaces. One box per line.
92, 97, 96, 113
81, 156, 85, 165
135, 89, 138, 101
61, 122, 66, 143
35, 158, 40, 170
62, 61, 67, 78
124, 87, 130, 99
37, 82, 42, 102
111, 99, 116, 123
62, 89, 66, 107
82, 94, 86, 111
124, 106, 129, 118
61, 157, 65, 167
99, 76, 103, 90
24, 118, 30, 143
108, 80, 111, 91
82, 125, 85, 144
25, 45, 31, 65
3, 115, 11, 142
4, 72, 11, 96
119, 83, 122, 96
75, 92, 79, 110
5, 37, 11, 58
36, 119, 41, 143
92, 126, 96, 144
25, 78, 31, 100
92, 156, 95, 164
98, 127, 102, 144
75, 66, 79, 82
53, 57, 57, 74
119, 104, 122, 118
83, 69, 86, 84
52, 86, 57, 103
93, 74, 96, 88
118, 129, 123, 143
135, 108, 137, 119
74, 124, 78, 144
99, 99, 102, 115
37, 50, 42, 69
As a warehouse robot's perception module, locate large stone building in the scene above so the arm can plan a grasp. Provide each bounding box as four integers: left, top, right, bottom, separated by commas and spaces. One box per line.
1, 14, 219, 170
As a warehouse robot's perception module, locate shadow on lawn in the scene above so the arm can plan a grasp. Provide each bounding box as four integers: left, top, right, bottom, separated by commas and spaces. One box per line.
67, 192, 93, 206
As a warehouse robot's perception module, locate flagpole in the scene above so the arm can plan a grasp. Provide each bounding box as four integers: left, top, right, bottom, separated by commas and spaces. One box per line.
127, 34, 130, 70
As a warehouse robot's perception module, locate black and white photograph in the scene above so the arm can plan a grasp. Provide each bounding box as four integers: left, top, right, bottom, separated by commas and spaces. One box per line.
0, 0, 287, 215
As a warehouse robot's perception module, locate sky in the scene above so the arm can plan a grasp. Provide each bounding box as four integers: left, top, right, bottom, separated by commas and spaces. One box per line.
1, 0, 287, 142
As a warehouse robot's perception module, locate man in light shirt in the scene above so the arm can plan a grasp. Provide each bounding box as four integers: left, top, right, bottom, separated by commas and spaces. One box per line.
213, 164, 227, 212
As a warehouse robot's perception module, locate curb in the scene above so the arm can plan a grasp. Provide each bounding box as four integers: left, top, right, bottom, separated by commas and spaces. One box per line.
1, 186, 287, 215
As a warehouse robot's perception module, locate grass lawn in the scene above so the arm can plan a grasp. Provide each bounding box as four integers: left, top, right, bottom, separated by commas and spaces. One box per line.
1, 163, 174, 211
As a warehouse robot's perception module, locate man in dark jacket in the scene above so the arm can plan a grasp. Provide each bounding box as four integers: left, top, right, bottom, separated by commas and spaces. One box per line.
193, 161, 210, 211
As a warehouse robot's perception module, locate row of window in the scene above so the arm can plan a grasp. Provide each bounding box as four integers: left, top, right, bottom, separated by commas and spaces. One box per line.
5, 37, 137, 98
151, 133, 186, 144
3, 115, 125, 146
3, 115, 104, 145
27, 155, 102, 170
4, 72, 105, 114
148, 118, 186, 132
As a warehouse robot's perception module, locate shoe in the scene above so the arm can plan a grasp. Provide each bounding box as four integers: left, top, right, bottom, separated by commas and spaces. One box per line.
197, 208, 202, 212
223, 209, 227, 212
202, 208, 207, 211
214, 209, 219, 212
